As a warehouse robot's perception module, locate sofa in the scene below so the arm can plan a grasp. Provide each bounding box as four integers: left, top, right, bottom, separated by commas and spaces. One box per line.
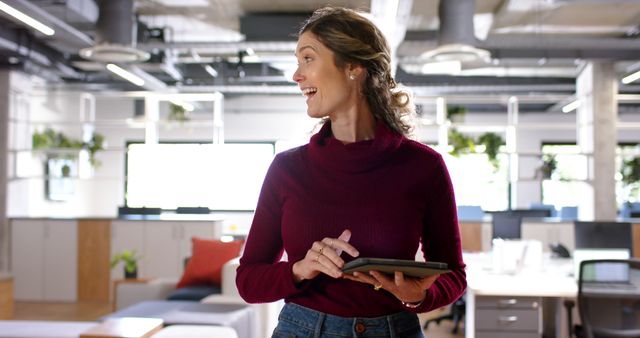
114, 257, 283, 338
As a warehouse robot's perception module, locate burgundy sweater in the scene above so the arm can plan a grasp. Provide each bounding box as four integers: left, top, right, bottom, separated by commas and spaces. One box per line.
236, 121, 466, 317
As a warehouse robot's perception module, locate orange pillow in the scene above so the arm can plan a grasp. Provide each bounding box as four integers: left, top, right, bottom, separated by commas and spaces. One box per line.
176, 237, 243, 288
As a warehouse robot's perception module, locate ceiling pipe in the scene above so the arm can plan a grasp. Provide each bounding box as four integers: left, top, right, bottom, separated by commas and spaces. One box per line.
80, 0, 149, 63
422, 0, 491, 63
95, 0, 133, 46
438, 0, 476, 46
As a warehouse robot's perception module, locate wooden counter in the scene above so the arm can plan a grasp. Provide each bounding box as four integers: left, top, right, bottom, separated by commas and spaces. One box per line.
0, 273, 13, 319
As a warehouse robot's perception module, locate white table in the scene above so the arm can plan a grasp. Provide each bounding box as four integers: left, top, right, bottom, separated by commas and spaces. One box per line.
464, 252, 577, 338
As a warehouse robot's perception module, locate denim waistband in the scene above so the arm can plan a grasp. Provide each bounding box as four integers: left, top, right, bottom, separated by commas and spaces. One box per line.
276, 303, 422, 338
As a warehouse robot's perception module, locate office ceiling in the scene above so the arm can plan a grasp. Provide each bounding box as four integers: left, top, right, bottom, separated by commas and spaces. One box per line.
0, 0, 639, 113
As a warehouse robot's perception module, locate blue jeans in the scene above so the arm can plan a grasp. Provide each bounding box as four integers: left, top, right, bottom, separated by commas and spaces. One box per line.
272, 303, 425, 338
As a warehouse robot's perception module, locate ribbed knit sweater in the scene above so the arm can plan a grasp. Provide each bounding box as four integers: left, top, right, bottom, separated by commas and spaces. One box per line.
236, 121, 466, 317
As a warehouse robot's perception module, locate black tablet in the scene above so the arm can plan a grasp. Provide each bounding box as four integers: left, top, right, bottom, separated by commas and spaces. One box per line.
342, 258, 450, 278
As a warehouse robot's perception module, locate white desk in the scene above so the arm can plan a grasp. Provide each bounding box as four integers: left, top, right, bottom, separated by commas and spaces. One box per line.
464, 253, 577, 338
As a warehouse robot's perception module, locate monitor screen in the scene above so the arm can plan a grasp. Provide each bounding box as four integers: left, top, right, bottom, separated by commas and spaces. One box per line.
574, 221, 632, 251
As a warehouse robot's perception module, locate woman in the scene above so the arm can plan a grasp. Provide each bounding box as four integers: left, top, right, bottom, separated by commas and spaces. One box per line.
236, 6, 466, 338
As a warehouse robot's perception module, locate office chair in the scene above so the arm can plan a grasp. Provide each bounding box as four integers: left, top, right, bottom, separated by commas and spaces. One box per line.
491, 211, 523, 239
423, 294, 465, 334
565, 259, 640, 338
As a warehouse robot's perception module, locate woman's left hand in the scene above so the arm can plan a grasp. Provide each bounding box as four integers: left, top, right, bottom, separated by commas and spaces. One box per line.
343, 270, 438, 304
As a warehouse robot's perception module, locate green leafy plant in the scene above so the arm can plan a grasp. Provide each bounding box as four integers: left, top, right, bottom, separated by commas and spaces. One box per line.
621, 155, 640, 198
447, 105, 467, 123
448, 128, 475, 157
32, 128, 105, 167
477, 132, 504, 170
537, 154, 557, 179
168, 102, 190, 123
111, 249, 142, 277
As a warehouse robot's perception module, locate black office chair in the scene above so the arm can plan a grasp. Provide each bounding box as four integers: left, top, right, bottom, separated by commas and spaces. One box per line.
565, 259, 640, 338
423, 294, 466, 334
491, 211, 523, 239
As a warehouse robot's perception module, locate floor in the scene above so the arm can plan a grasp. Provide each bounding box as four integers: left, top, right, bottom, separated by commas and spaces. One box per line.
12, 301, 464, 338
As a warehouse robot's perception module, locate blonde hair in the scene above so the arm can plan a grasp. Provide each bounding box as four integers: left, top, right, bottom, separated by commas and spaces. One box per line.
299, 7, 414, 136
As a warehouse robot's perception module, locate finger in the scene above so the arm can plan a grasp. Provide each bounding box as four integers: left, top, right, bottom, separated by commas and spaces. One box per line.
312, 252, 343, 278
344, 272, 381, 287
323, 234, 359, 258
419, 274, 440, 289
394, 271, 405, 286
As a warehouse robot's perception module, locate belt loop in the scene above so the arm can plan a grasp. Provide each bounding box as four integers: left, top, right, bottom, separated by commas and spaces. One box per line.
387, 315, 395, 338
313, 311, 326, 338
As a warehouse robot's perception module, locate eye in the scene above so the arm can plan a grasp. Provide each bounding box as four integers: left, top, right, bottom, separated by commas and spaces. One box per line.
303, 56, 313, 63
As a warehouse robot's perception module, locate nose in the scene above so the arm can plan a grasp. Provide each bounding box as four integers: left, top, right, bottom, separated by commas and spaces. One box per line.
292, 67, 303, 83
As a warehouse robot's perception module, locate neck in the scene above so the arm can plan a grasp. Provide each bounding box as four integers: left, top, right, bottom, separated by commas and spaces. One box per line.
329, 100, 376, 143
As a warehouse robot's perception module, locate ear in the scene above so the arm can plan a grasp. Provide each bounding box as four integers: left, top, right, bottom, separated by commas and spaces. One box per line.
346, 63, 365, 79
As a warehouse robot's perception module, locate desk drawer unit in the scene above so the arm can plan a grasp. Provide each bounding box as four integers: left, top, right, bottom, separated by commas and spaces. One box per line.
475, 296, 542, 338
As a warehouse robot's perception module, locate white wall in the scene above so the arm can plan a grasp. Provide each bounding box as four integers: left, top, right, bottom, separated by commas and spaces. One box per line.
6, 81, 640, 221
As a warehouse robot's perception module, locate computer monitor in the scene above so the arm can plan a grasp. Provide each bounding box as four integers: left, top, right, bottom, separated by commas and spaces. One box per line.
574, 221, 632, 251
491, 212, 523, 239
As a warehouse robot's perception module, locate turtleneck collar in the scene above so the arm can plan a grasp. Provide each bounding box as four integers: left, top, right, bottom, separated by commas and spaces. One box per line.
308, 121, 404, 173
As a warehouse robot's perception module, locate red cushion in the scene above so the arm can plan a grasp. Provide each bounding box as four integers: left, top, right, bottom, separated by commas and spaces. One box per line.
176, 237, 243, 289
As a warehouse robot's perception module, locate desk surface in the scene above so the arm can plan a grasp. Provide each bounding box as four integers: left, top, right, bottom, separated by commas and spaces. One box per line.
464, 252, 577, 297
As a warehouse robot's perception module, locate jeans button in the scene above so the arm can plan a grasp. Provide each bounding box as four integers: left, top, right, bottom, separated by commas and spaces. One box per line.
355, 322, 366, 334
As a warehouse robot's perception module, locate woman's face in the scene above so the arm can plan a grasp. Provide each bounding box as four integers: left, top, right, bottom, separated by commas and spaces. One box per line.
293, 32, 355, 119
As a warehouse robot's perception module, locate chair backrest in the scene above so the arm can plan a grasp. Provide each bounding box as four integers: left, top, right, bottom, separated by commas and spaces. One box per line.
577, 259, 640, 338
491, 212, 523, 239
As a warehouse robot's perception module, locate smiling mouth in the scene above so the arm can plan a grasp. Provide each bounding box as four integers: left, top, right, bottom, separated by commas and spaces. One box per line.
301, 87, 317, 99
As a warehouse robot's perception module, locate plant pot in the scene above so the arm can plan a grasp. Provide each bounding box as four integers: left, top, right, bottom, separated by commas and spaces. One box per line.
61, 164, 71, 177
124, 267, 138, 279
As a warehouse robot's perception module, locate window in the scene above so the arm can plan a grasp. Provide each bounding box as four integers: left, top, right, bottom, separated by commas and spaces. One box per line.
126, 142, 274, 210
617, 144, 640, 205
444, 152, 509, 211
541, 144, 589, 208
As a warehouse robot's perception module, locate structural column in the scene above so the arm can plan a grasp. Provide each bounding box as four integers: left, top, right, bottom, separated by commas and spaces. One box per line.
0, 70, 9, 271
576, 62, 618, 220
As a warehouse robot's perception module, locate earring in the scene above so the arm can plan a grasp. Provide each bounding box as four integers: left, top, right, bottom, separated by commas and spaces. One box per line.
349, 74, 355, 80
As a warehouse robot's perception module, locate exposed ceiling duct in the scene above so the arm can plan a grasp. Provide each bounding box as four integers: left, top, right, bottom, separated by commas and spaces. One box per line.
422, 0, 491, 63
79, 0, 149, 63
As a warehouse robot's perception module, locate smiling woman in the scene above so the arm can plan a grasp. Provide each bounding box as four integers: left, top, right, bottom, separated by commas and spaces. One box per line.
236, 6, 466, 338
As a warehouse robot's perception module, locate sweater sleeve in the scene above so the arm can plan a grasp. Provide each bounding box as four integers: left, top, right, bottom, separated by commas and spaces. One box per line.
235, 155, 306, 303
411, 153, 467, 313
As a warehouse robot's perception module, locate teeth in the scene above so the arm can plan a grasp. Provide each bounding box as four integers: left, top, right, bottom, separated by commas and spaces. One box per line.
301, 87, 317, 96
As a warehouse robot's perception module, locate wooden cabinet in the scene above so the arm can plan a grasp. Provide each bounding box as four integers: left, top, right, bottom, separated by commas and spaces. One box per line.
0, 274, 13, 319
143, 221, 219, 278
475, 296, 542, 338
10, 219, 77, 301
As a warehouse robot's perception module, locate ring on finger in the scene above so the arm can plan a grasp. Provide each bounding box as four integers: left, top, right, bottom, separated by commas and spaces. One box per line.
374, 284, 382, 291
319, 246, 324, 255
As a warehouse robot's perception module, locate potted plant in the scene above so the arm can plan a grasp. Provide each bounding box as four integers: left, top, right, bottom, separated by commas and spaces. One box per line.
537, 154, 557, 179
168, 102, 190, 123
621, 155, 640, 200
477, 132, 504, 171
448, 128, 475, 157
111, 249, 142, 279
32, 128, 105, 168
447, 105, 467, 123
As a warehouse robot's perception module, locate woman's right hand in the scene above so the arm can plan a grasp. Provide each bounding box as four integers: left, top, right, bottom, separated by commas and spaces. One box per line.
292, 229, 359, 283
